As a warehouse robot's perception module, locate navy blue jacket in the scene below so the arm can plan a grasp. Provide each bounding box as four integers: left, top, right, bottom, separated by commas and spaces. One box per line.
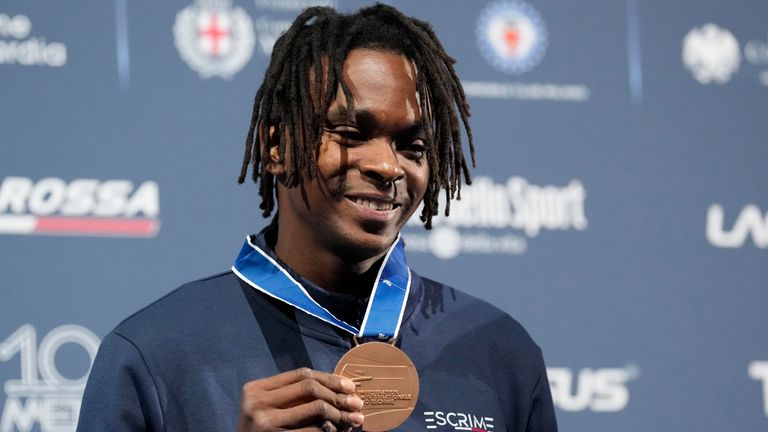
77, 235, 557, 431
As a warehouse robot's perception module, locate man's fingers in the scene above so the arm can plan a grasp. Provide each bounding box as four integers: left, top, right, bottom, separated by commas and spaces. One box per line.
291, 426, 352, 432
261, 377, 363, 411
320, 420, 336, 432
249, 368, 317, 391
322, 373, 353, 395
238, 368, 364, 431
241, 372, 363, 412
271, 400, 364, 429
254, 368, 356, 393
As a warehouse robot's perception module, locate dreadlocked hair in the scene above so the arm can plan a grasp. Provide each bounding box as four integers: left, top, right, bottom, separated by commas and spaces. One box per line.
238, 3, 475, 229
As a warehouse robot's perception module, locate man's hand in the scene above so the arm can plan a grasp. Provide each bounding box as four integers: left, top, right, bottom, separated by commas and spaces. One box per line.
237, 367, 364, 432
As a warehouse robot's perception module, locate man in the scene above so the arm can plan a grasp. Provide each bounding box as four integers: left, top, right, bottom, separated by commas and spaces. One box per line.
77, 5, 557, 431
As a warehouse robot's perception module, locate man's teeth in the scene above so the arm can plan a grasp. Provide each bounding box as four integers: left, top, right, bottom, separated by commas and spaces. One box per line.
354, 198, 394, 211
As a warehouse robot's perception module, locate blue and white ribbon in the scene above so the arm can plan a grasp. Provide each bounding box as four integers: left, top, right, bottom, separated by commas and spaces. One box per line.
232, 235, 411, 339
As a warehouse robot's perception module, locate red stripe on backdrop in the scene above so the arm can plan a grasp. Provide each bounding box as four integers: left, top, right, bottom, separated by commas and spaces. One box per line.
35, 217, 159, 237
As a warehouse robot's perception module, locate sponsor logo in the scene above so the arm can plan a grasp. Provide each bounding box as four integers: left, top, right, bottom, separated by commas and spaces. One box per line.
0, 176, 160, 237
547, 366, 639, 413
0, 13, 67, 67
403, 176, 587, 259
682, 24, 741, 84
173, 0, 255, 79
749, 361, 768, 417
469, 1, 590, 102
423, 411, 494, 431
706, 204, 768, 248
476, 0, 547, 75
1, 324, 100, 432
683, 23, 768, 87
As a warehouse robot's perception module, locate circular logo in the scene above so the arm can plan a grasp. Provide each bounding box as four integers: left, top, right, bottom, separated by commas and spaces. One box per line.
682, 23, 741, 84
173, 2, 255, 79
429, 226, 462, 260
476, 1, 548, 74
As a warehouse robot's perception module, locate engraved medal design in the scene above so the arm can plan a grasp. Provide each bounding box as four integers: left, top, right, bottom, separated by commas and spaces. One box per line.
334, 342, 419, 431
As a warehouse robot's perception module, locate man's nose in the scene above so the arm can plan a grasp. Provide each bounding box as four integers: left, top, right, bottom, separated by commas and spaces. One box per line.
359, 138, 405, 185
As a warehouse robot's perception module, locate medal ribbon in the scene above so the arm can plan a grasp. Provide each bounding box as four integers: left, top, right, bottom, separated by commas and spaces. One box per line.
232, 234, 411, 339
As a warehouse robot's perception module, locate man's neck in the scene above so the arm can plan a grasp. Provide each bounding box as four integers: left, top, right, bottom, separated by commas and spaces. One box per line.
272, 226, 385, 296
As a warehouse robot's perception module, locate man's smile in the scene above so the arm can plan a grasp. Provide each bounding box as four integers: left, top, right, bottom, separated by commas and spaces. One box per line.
344, 194, 403, 223
345, 194, 401, 212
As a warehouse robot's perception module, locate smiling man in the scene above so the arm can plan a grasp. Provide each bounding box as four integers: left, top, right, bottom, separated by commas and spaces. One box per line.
268, 48, 429, 293
77, 5, 557, 432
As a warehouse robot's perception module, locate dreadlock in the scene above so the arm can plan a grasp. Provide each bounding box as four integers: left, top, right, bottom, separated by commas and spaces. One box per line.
238, 3, 475, 229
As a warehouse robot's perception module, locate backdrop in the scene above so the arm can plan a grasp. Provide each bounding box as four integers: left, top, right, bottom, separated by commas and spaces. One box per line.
1, 0, 767, 431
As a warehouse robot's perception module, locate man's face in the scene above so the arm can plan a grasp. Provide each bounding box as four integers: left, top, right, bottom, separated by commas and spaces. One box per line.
273, 48, 429, 261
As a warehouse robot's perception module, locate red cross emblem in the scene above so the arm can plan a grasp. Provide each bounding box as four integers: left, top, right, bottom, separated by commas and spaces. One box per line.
199, 14, 230, 56
503, 22, 520, 54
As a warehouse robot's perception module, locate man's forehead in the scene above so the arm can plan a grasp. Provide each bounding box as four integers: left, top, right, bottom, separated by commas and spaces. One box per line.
309, 48, 418, 87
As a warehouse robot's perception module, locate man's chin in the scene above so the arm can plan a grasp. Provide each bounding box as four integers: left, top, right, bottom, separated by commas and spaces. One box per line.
336, 230, 400, 262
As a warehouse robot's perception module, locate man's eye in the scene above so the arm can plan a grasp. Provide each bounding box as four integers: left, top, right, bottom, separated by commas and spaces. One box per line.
324, 127, 364, 142
400, 140, 426, 161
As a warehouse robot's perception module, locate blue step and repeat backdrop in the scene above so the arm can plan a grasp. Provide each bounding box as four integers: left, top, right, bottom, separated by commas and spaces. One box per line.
1, 0, 767, 430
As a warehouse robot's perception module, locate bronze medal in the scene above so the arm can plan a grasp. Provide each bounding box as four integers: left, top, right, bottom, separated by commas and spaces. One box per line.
334, 341, 419, 431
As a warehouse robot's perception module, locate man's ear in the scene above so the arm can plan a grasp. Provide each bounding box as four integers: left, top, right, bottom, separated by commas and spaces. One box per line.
265, 125, 285, 176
